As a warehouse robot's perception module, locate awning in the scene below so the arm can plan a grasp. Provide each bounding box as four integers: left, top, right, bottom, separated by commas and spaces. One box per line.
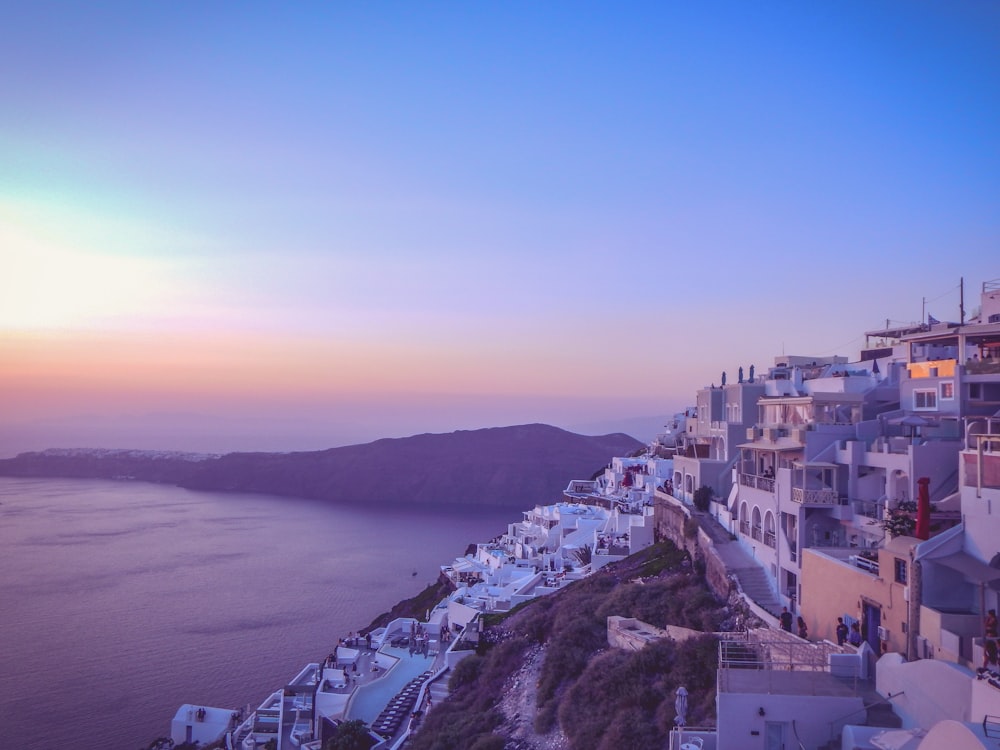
928, 551, 1000, 584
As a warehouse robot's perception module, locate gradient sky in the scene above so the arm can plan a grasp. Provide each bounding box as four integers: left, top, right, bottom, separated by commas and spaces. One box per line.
2, 2, 998, 455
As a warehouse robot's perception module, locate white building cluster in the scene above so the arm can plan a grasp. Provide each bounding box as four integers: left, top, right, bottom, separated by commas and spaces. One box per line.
664, 278, 1000, 749
174, 277, 1000, 750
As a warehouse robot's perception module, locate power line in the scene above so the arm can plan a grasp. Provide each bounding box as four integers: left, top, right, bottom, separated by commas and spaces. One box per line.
923, 283, 960, 306
814, 335, 864, 356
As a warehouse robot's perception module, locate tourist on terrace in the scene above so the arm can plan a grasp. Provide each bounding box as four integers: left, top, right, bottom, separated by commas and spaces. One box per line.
848, 622, 863, 647
779, 607, 793, 632
982, 638, 999, 674
835, 617, 848, 646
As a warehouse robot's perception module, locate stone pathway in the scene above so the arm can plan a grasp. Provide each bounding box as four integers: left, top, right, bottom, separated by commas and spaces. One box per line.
695, 511, 783, 619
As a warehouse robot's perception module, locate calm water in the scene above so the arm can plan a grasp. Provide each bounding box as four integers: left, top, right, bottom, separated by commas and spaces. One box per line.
0, 477, 516, 750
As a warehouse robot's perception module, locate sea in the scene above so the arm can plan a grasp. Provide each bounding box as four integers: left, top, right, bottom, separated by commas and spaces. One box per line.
0, 477, 518, 750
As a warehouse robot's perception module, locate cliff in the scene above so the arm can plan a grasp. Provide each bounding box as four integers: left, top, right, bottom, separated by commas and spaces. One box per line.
407, 541, 728, 750
0, 424, 642, 509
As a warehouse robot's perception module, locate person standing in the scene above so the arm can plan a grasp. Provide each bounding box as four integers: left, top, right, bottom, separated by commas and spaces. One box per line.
836, 617, 849, 646
849, 622, 863, 647
780, 607, 793, 632
986, 609, 998, 639
797, 616, 808, 640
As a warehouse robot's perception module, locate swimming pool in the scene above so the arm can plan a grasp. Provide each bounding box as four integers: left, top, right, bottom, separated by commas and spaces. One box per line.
345, 647, 437, 724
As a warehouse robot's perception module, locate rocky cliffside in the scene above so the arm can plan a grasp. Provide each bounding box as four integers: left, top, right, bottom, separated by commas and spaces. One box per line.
0, 424, 642, 509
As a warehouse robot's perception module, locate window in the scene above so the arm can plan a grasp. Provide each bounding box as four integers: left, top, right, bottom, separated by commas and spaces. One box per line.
939, 381, 954, 400
894, 558, 907, 584
970, 383, 983, 400
913, 389, 937, 410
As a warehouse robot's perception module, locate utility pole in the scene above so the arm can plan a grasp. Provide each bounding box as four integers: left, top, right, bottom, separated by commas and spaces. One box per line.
960, 277, 965, 324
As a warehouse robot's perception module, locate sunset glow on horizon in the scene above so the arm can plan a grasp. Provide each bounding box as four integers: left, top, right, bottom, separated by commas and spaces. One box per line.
2, 2, 998, 455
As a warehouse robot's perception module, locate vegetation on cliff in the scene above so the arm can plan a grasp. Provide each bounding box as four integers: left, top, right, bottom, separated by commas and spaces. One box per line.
407, 541, 727, 750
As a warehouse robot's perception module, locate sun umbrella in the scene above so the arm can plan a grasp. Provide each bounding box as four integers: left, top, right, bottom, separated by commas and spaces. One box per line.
674, 686, 688, 726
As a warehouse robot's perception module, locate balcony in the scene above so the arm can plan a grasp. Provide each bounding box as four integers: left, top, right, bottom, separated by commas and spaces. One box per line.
751, 525, 762, 542
791, 487, 838, 505
739, 520, 750, 536
852, 498, 884, 521
849, 553, 879, 575
739, 473, 775, 492
763, 530, 776, 548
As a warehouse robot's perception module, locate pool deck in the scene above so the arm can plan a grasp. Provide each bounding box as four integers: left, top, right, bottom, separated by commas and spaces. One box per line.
298, 633, 452, 746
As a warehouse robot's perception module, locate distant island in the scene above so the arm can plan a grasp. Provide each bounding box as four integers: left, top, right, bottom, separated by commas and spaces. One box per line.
0, 423, 643, 509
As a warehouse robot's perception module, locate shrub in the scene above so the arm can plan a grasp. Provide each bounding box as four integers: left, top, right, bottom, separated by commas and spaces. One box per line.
468, 736, 506, 750
882, 509, 915, 538
325, 719, 375, 750
448, 654, 483, 690
693, 485, 714, 512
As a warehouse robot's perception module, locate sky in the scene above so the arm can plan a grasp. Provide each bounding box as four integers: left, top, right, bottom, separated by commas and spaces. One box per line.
1, 2, 998, 456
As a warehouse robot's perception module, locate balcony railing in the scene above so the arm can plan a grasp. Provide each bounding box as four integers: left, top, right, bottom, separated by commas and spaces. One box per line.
739, 473, 775, 492
739, 520, 750, 536
849, 554, 879, 575
853, 499, 884, 520
764, 530, 776, 548
791, 487, 838, 505
751, 526, 763, 542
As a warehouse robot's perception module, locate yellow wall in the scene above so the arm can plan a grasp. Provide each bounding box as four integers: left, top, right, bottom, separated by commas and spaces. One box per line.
906, 358, 956, 378
800, 547, 911, 654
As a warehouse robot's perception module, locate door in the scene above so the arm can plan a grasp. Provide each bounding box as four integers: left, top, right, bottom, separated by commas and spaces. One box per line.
863, 601, 881, 653
765, 721, 786, 750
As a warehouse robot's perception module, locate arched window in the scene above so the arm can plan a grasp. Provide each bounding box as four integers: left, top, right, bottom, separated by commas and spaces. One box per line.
752, 506, 762, 542
764, 511, 776, 548
740, 502, 750, 536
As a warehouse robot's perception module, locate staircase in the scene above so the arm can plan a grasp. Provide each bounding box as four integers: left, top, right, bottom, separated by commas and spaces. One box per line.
865, 701, 902, 728
695, 512, 783, 619
426, 669, 451, 708
732, 564, 782, 618
719, 639, 761, 669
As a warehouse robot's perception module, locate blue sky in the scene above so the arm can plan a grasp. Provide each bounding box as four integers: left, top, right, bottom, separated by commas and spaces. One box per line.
1, 2, 997, 453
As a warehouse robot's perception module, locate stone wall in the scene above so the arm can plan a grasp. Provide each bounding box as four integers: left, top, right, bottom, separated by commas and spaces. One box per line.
655, 492, 732, 601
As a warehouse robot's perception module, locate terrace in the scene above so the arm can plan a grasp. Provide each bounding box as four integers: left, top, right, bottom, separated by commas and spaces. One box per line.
231, 626, 454, 749
718, 629, 864, 695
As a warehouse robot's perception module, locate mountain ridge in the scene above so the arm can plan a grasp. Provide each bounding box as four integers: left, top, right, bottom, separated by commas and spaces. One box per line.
0, 423, 643, 508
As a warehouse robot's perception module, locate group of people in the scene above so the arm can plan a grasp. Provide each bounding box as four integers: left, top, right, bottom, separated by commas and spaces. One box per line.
834, 617, 863, 647
778, 605, 1000, 668
778, 607, 809, 640
782, 610, 863, 648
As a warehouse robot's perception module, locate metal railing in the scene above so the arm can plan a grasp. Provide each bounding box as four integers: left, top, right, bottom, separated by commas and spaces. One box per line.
718, 630, 858, 694
739, 473, 775, 492
849, 554, 879, 575
791, 487, 837, 505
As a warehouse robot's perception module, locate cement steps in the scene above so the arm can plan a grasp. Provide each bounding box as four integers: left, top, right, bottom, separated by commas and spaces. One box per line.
731, 564, 782, 617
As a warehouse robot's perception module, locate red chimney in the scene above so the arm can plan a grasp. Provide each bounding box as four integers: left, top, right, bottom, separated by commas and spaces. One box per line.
915, 477, 931, 540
